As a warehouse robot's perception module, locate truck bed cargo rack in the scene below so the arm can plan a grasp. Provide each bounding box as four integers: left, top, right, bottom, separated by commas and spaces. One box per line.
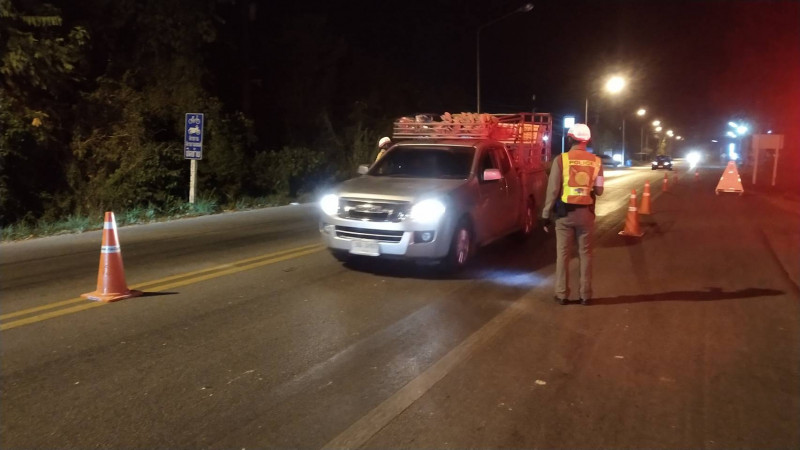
392, 112, 552, 164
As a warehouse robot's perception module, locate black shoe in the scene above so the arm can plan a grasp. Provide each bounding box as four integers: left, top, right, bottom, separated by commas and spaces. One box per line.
580, 298, 590, 306
554, 296, 568, 305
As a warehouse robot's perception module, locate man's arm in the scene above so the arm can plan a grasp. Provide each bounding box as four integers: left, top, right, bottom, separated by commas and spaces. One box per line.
542, 155, 562, 219
594, 164, 604, 196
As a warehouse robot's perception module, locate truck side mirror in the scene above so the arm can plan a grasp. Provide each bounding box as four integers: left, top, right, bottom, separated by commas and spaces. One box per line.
357, 165, 370, 175
483, 168, 502, 182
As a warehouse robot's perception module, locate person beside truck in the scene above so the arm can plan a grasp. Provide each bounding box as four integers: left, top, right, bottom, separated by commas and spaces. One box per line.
375, 136, 392, 162
541, 123, 604, 306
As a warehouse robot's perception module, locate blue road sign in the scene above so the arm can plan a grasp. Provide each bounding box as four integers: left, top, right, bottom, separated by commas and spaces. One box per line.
184, 113, 204, 160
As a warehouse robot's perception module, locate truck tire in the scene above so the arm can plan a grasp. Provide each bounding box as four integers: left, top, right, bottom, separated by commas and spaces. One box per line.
329, 249, 351, 263
513, 197, 536, 241
441, 219, 473, 273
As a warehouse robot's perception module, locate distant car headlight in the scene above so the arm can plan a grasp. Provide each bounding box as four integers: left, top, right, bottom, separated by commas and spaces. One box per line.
410, 199, 446, 223
320, 194, 339, 216
651, 161, 658, 165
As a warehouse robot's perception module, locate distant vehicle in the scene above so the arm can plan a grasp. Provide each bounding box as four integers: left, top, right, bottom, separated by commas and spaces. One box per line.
318, 112, 552, 272
598, 154, 621, 168
652, 155, 673, 170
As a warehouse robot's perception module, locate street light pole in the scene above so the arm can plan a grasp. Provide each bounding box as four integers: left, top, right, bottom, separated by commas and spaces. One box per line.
640, 126, 644, 161
622, 117, 626, 165
584, 98, 588, 123
476, 3, 533, 113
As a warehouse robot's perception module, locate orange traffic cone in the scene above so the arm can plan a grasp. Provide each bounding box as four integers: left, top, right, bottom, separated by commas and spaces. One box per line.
639, 181, 652, 215
619, 189, 644, 237
82, 212, 142, 302
662, 172, 670, 192
695, 171, 699, 181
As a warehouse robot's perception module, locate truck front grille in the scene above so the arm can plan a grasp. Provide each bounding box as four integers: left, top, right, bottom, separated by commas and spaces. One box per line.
335, 226, 404, 243
340, 198, 409, 222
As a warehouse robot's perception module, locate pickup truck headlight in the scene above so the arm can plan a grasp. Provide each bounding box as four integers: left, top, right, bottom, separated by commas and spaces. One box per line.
410, 199, 446, 223
320, 194, 339, 216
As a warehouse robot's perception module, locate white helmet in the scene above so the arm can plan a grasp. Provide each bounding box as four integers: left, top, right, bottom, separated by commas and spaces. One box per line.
567, 124, 591, 142
378, 137, 391, 149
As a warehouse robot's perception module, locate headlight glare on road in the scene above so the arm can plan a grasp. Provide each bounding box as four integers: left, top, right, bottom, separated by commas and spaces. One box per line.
410, 199, 446, 223
320, 194, 339, 216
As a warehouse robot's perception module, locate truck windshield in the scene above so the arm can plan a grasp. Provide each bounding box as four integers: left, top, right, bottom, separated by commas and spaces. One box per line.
370, 146, 474, 179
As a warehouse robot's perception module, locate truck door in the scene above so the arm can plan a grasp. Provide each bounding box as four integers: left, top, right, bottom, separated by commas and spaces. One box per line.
475, 149, 507, 242
491, 146, 520, 234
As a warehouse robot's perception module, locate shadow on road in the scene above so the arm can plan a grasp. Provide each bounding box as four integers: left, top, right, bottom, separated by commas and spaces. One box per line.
590, 287, 784, 305
140, 291, 179, 298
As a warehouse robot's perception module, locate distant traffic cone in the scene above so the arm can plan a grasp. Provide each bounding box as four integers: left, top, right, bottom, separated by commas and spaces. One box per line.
695, 171, 699, 182
619, 189, 645, 237
662, 172, 669, 192
82, 212, 142, 302
639, 181, 652, 215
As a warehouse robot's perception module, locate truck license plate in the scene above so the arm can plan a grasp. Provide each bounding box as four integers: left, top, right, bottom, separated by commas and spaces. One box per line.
350, 239, 380, 256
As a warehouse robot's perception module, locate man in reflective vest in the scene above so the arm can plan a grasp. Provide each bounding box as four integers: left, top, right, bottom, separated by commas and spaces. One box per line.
375, 137, 392, 162
541, 123, 604, 305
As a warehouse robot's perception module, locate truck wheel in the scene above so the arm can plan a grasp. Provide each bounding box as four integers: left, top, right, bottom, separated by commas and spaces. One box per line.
329, 249, 350, 263
513, 197, 536, 241
441, 219, 473, 272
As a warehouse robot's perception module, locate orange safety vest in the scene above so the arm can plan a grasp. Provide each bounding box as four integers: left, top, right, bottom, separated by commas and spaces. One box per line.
560, 151, 601, 205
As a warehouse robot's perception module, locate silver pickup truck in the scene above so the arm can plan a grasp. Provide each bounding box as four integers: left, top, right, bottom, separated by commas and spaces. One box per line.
318, 113, 550, 271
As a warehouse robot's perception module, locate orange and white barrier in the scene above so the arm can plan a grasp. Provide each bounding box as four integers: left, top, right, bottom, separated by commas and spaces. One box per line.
82, 212, 142, 302
619, 189, 644, 237
715, 161, 744, 195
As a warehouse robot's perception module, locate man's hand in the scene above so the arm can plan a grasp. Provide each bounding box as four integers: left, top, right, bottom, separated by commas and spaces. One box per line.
541, 217, 553, 233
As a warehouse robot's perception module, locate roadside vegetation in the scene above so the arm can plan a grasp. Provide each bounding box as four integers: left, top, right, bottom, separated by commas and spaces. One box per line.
0, 0, 420, 241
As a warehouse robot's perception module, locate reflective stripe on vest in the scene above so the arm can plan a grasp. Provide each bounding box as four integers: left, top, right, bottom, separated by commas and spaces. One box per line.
560, 152, 601, 205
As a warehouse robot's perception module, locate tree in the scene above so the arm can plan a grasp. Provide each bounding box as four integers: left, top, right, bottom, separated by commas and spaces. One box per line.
0, 0, 88, 224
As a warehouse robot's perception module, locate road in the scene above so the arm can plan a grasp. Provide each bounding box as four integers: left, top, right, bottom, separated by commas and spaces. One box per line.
1, 162, 798, 448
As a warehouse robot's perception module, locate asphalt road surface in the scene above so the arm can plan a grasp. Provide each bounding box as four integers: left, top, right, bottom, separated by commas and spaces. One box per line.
2, 162, 798, 448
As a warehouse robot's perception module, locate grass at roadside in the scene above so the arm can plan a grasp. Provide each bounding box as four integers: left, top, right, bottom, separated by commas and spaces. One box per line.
1, 194, 302, 242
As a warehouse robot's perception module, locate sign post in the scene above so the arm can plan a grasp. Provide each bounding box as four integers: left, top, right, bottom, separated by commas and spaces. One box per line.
562, 116, 575, 154
184, 113, 204, 204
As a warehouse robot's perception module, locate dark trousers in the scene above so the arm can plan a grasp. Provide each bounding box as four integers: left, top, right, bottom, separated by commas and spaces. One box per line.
554, 207, 595, 300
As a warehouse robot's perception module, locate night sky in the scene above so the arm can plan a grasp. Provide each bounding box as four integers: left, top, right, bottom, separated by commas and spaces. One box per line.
254, 0, 799, 153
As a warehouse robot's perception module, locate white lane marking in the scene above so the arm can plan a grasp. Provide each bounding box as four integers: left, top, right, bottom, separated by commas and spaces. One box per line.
322, 290, 537, 449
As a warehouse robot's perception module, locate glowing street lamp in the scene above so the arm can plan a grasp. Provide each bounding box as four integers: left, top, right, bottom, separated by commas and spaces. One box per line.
655, 126, 663, 132
726, 131, 737, 138
605, 76, 626, 94
666, 129, 674, 137
652, 120, 661, 127
635, 109, 647, 160
584, 75, 627, 122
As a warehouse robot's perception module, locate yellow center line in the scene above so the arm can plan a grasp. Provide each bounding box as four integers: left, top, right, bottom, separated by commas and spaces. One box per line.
0, 303, 105, 331
0, 296, 86, 320
1, 243, 325, 331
